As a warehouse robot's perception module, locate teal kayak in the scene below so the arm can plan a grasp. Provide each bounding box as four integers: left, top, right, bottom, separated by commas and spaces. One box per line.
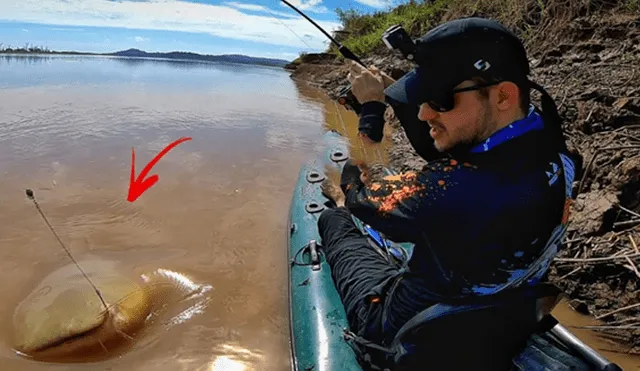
287, 130, 622, 371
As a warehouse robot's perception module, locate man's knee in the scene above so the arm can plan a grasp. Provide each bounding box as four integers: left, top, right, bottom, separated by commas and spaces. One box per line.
317, 206, 348, 228
317, 206, 355, 240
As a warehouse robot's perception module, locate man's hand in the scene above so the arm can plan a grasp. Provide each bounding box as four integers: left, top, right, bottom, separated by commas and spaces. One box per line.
368, 65, 396, 89
358, 163, 370, 185
340, 159, 364, 193
347, 61, 386, 104
348, 61, 396, 143
321, 177, 346, 207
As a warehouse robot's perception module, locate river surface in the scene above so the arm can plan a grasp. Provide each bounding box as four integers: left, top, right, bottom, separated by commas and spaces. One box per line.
0, 55, 637, 370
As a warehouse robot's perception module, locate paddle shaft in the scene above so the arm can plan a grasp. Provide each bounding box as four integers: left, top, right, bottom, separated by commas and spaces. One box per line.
550, 321, 622, 371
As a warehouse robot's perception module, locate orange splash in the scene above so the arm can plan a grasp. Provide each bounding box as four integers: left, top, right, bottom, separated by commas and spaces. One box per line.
377, 184, 425, 213
383, 174, 403, 182
402, 172, 417, 181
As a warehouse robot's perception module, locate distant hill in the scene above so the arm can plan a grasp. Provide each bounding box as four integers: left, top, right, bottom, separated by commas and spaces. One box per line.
105, 48, 291, 67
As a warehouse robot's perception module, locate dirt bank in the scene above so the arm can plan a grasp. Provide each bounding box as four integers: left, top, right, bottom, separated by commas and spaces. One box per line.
288, 10, 640, 352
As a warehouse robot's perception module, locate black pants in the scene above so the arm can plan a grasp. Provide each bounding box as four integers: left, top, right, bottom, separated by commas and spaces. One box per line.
318, 207, 547, 370
317, 206, 403, 343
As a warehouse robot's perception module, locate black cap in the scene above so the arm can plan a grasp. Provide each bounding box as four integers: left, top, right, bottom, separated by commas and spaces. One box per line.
384, 17, 531, 105
384, 17, 571, 156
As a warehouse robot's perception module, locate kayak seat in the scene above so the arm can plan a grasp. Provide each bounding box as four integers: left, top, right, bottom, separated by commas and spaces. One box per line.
388, 283, 562, 371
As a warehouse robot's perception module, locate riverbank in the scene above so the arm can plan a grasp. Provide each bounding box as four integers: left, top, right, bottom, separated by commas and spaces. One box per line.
288, 1, 640, 353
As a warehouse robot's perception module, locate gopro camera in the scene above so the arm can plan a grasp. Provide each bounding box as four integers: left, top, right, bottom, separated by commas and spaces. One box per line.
382, 25, 417, 61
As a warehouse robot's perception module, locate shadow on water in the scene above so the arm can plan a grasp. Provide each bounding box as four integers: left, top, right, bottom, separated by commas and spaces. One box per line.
0, 54, 56, 66
106, 56, 282, 74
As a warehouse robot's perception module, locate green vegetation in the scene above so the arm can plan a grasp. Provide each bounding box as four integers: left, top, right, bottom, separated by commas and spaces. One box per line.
326, 0, 638, 59
289, 52, 308, 66
0, 43, 52, 54
331, 0, 449, 57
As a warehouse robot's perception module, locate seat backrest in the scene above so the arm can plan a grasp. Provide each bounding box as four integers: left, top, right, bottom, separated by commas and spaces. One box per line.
389, 283, 562, 371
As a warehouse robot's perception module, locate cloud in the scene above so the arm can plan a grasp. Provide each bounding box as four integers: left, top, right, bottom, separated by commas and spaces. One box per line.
1, 0, 342, 51
223, 1, 295, 18
134, 36, 149, 42
278, 0, 329, 13
352, 0, 395, 9
48, 27, 87, 32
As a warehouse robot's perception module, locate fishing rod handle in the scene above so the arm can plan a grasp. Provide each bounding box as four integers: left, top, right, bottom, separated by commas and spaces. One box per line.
337, 86, 362, 115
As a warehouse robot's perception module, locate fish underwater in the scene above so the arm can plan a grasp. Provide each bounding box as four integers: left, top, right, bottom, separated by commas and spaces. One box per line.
11, 258, 213, 363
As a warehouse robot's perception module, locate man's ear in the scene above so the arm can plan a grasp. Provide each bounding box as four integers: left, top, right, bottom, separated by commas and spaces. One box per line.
495, 81, 519, 111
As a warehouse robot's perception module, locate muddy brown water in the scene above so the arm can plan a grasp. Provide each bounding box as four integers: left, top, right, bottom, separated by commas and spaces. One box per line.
0, 55, 638, 370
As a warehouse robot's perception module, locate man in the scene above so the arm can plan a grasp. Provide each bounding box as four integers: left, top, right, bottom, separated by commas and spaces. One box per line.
317, 17, 579, 355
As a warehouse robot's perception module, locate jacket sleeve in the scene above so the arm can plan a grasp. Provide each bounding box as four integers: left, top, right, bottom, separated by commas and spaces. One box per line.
358, 101, 387, 142
358, 97, 444, 162
342, 160, 464, 243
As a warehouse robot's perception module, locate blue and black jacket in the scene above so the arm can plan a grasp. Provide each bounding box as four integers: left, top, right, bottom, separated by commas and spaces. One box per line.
341, 100, 579, 335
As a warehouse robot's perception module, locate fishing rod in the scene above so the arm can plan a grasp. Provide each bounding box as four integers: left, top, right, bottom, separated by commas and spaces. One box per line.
280, 0, 365, 66
25, 189, 108, 311
279, 0, 364, 114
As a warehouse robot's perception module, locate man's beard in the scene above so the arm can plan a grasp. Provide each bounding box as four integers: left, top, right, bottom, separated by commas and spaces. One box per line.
437, 110, 495, 156
437, 139, 476, 157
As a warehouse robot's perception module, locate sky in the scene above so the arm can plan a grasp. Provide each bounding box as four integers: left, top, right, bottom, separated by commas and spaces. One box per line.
0, 0, 406, 61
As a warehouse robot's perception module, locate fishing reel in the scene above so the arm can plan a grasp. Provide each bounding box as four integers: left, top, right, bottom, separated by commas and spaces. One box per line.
337, 86, 362, 115
338, 25, 417, 115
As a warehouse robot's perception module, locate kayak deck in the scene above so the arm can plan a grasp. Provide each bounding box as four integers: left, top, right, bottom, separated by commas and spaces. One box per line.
287, 131, 362, 371
287, 130, 620, 371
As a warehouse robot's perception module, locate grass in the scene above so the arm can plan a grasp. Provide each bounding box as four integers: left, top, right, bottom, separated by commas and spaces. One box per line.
329, 0, 450, 58
324, 0, 638, 60
625, 0, 639, 10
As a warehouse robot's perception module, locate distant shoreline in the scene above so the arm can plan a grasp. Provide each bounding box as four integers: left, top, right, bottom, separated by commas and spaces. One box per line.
0, 50, 89, 55
0, 48, 292, 68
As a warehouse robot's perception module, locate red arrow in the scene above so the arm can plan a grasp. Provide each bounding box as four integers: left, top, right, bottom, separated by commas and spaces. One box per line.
127, 137, 192, 202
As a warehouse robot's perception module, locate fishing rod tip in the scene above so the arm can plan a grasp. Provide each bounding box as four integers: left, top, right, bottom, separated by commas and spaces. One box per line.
25, 189, 34, 199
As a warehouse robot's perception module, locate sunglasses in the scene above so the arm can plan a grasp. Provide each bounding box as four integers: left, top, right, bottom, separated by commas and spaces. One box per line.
421, 80, 501, 112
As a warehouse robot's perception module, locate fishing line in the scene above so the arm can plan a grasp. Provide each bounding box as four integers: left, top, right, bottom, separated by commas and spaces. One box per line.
279, 0, 341, 48
272, 0, 366, 66
333, 100, 368, 161
333, 100, 384, 165
256, 0, 384, 165
25, 189, 108, 311
253, 0, 316, 52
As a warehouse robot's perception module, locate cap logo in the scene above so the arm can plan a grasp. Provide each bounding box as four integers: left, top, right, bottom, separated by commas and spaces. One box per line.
474, 59, 491, 71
